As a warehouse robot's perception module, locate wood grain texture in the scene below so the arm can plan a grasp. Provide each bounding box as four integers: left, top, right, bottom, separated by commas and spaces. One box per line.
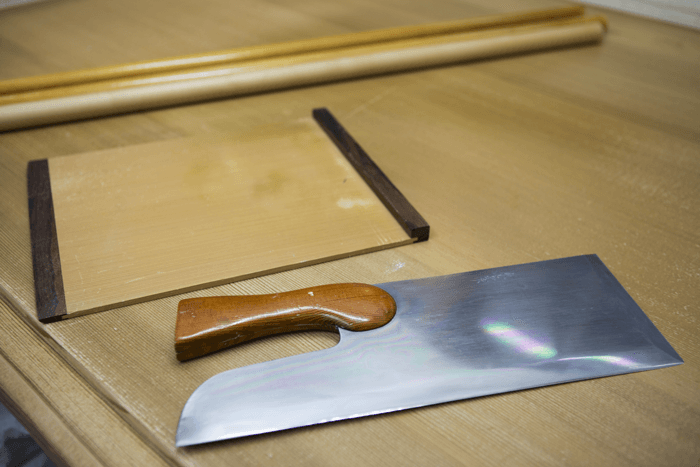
0, 1, 698, 466
0, 6, 586, 95
314, 108, 430, 241
175, 283, 396, 361
0, 300, 169, 467
44, 117, 413, 320
0, 16, 607, 131
26, 159, 66, 322
0, 12, 605, 110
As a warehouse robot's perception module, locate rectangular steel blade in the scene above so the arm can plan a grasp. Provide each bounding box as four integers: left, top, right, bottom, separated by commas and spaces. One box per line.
176, 255, 682, 446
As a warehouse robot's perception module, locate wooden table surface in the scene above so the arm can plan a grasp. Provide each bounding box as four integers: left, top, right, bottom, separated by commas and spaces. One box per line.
1, 0, 698, 465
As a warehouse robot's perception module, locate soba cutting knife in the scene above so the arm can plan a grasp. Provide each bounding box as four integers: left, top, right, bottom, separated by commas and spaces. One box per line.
174, 254, 682, 446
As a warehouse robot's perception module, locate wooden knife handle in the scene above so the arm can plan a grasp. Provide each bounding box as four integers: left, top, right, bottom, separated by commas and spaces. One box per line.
174, 283, 396, 361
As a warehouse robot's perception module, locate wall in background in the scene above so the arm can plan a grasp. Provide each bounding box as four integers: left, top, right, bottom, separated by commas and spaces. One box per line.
579, 0, 700, 29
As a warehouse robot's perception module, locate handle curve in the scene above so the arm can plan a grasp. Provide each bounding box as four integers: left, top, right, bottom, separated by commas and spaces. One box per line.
175, 283, 396, 361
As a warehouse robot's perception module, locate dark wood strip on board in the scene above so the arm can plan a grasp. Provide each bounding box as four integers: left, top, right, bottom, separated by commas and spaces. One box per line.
313, 108, 430, 242
27, 159, 67, 322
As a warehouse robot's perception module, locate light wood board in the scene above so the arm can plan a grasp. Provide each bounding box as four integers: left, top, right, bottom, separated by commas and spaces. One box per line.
0, 0, 699, 466
33, 116, 418, 320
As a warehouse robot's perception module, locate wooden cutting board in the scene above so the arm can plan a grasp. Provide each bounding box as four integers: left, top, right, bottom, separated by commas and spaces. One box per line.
28, 109, 428, 322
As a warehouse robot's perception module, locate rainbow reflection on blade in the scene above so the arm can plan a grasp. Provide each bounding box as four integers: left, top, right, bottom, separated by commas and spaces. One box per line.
481, 319, 558, 359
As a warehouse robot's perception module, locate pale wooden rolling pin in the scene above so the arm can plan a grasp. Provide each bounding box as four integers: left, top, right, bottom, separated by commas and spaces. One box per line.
0, 6, 584, 96
0, 6, 588, 107
0, 15, 607, 131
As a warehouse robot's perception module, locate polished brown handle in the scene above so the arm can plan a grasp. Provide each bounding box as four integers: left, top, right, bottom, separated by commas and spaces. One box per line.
174, 283, 396, 361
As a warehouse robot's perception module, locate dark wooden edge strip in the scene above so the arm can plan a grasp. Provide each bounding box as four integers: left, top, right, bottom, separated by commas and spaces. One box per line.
27, 159, 67, 322
312, 108, 429, 242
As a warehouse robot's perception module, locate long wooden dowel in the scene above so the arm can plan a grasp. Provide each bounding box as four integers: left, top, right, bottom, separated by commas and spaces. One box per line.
2, 14, 608, 109
0, 17, 606, 132
0, 6, 584, 96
